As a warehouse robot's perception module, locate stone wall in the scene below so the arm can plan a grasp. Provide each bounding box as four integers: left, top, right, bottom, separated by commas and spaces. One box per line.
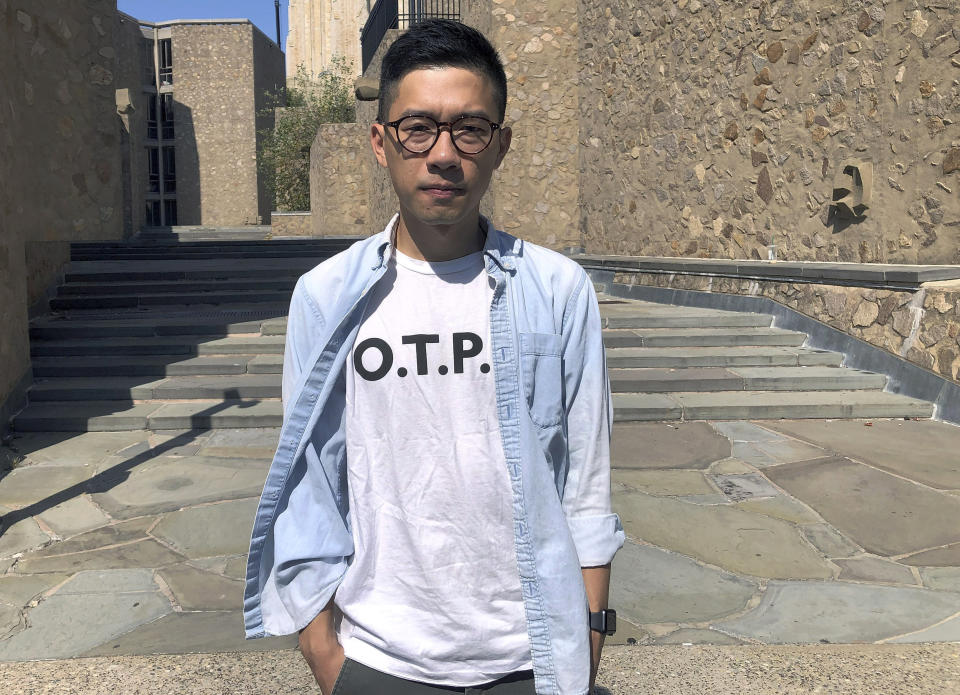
270, 211, 313, 236
173, 23, 267, 226
579, 0, 960, 264
310, 123, 373, 236
0, 0, 125, 424
114, 13, 150, 236
253, 28, 286, 224
611, 270, 960, 383
486, 0, 582, 249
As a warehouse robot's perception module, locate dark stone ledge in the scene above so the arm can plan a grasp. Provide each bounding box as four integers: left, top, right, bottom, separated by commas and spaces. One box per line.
574, 255, 960, 291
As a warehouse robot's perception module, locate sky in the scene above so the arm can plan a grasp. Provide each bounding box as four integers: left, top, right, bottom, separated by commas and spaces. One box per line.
117, 1, 290, 48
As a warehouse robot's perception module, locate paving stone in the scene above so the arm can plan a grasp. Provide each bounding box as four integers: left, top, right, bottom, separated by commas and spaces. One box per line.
0, 590, 171, 660
0, 574, 69, 607
836, 557, 918, 585
716, 581, 960, 644
711, 474, 782, 501
919, 567, 960, 592
710, 421, 785, 442
730, 442, 779, 467
612, 422, 730, 470
802, 523, 861, 558
610, 541, 757, 624
603, 618, 650, 647
8, 431, 150, 468
157, 563, 243, 610
749, 439, 830, 466
900, 543, 960, 567
56, 569, 158, 595
708, 458, 756, 475
223, 555, 248, 581
613, 491, 833, 579
890, 615, 960, 643
735, 496, 822, 524
0, 466, 93, 506
766, 457, 960, 556
17, 539, 183, 574
0, 517, 50, 559
37, 496, 111, 538
654, 628, 744, 645
201, 428, 280, 450
612, 470, 716, 496
675, 494, 731, 505
79, 610, 297, 657
761, 420, 960, 490
152, 498, 259, 558
0, 603, 23, 640
92, 457, 267, 519
28, 517, 155, 557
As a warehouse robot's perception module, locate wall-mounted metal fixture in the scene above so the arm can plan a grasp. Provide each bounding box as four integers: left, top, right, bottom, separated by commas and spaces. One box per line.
830, 160, 872, 219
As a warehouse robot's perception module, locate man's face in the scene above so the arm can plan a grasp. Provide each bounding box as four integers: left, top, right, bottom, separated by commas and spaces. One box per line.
371, 67, 511, 234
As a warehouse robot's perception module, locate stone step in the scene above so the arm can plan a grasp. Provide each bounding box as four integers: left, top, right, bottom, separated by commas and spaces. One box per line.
11, 400, 283, 432
612, 390, 935, 422
57, 278, 298, 296
49, 290, 293, 311
29, 316, 287, 340
70, 249, 339, 261
30, 335, 286, 357
31, 354, 281, 377
609, 366, 887, 393
600, 310, 772, 329
605, 346, 842, 369
603, 327, 806, 348
27, 375, 282, 401
13, 387, 932, 432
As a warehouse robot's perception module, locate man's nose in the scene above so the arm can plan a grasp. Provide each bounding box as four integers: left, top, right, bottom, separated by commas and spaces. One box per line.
427, 126, 460, 166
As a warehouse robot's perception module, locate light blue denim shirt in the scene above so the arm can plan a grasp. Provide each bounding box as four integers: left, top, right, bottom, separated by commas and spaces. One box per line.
244, 216, 625, 695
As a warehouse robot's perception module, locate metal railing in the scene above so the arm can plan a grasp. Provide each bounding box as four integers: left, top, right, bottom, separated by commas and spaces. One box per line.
361, 0, 461, 73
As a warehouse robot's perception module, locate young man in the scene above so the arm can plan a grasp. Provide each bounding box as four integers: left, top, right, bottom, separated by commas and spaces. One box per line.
244, 20, 624, 695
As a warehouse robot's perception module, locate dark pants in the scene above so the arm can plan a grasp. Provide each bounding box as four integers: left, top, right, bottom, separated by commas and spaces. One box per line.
331, 658, 537, 695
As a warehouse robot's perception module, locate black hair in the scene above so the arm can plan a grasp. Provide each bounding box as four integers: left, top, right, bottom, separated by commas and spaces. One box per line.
377, 19, 507, 122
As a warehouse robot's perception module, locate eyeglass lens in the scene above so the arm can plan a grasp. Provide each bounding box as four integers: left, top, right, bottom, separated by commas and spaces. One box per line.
396, 116, 494, 154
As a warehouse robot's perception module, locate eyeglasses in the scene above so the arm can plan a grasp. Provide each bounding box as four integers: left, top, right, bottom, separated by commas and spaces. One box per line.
380, 115, 502, 155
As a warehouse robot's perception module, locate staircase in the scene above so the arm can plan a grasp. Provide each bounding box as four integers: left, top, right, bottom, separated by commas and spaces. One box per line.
598, 296, 934, 421
9, 239, 935, 432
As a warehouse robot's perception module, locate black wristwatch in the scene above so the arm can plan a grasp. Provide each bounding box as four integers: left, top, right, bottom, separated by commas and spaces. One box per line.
589, 609, 616, 635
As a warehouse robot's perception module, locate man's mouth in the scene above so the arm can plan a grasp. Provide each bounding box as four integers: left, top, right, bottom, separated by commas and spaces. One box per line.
421, 185, 463, 198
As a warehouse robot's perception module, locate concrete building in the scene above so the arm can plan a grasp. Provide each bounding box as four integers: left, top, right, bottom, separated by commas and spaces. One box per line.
286, 0, 370, 78
116, 14, 285, 229
1, 2, 286, 427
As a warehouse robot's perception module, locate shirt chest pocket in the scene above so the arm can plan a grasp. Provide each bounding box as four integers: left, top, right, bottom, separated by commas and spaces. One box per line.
519, 332, 563, 429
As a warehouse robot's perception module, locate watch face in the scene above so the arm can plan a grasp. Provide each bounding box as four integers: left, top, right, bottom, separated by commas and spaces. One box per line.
606, 610, 617, 635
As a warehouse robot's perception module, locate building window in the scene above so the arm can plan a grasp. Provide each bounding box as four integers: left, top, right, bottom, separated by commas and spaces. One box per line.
147, 94, 158, 140
144, 39, 155, 85
164, 199, 178, 226
147, 147, 160, 193
159, 38, 173, 85
146, 200, 161, 226
162, 146, 176, 192
160, 93, 174, 139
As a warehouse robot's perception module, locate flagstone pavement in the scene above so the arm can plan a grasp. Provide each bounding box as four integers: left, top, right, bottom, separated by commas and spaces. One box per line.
1, 418, 959, 692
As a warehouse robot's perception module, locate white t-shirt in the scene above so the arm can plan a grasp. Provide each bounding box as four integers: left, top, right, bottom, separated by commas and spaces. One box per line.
337, 248, 532, 685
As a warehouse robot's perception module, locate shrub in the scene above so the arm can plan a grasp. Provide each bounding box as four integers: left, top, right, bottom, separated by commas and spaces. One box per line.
259, 58, 356, 212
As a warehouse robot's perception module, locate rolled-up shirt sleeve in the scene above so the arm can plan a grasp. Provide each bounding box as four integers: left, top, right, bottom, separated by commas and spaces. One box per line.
560, 272, 625, 567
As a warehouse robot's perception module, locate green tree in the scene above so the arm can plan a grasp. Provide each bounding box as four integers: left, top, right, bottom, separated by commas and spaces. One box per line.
259, 58, 356, 212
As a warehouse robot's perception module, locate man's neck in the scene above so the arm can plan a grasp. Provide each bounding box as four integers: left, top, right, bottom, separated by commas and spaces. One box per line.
394, 212, 484, 262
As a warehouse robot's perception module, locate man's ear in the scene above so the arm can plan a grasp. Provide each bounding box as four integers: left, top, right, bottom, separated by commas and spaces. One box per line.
370, 122, 388, 168
493, 125, 512, 169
